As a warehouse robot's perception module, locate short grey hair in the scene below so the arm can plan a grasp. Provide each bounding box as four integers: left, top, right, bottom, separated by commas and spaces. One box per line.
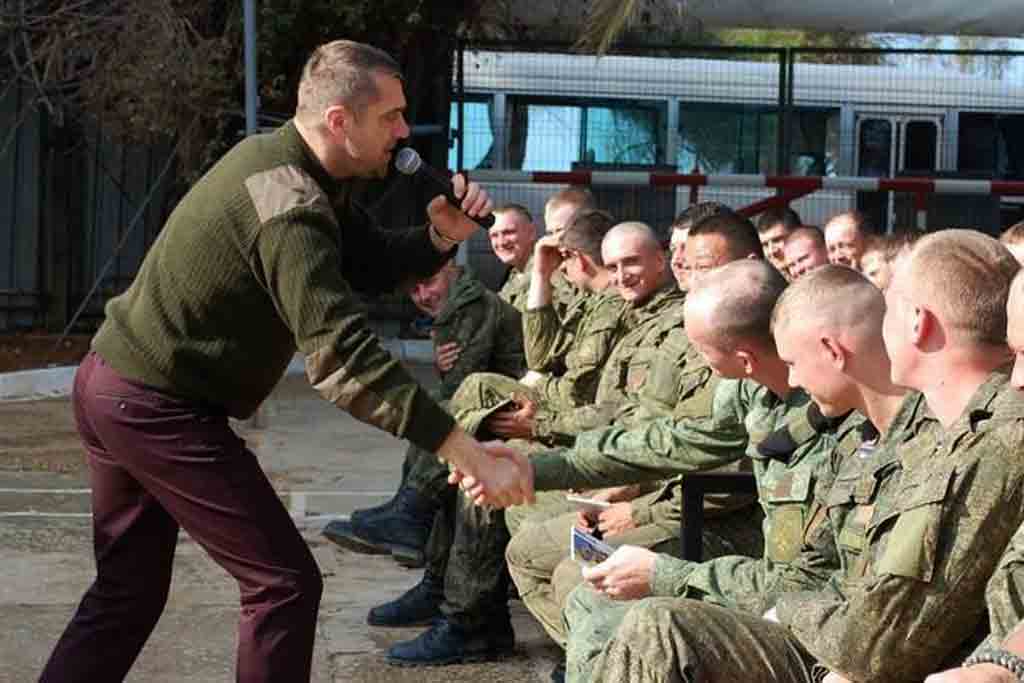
296, 40, 402, 121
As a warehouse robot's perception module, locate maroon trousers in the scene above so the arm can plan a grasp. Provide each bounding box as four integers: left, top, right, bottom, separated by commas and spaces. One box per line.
39, 352, 323, 682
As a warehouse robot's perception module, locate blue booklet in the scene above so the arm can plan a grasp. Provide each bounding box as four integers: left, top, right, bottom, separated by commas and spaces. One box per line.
570, 526, 614, 566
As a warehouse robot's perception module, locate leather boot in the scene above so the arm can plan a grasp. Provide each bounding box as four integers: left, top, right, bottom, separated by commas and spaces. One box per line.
350, 456, 413, 526
385, 615, 515, 667
322, 485, 436, 567
367, 571, 444, 627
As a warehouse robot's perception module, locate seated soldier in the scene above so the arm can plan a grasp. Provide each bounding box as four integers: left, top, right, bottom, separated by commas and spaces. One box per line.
859, 230, 922, 291
543, 186, 598, 306
783, 225, 829, 280
563, 230, 1024, 683
490, 204, 538, 311
326, 209, 623, 567
756, 205, 801, 279
321, 259, 524, 565
824, 210, 874, 269
462, 260, 855, 681
504, 207, 769, 658
378, 221, 715, 667
926, 267, 1024, 683
668, 201, 732, 291
563, 265, 908, 682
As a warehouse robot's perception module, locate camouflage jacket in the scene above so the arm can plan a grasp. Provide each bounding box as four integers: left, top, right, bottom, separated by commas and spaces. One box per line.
525, 289, 628, 411
775, 371, 1024, 683
642, 389, 864, 606
530, 380, 840, 537
431, 267, 525, 401
533, 284, 692, 443
982, 518, 1024, 649
497, 259, 532, 313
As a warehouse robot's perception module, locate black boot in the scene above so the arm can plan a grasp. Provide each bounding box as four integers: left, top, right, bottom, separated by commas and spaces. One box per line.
385, 616, 515, 667
350, 495, 395, 527
351, 457, 413, 526
367, 572, 444, 627
550, 660, 566, 683
322, 485, 436, 567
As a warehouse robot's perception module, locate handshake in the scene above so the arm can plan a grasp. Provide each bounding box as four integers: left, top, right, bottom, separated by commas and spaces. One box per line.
438, 428, 536, 508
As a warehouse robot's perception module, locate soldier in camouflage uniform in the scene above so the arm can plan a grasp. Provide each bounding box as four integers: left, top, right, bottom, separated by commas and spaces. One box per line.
581, 230, 1024, 683
322, 259, 524, 565
490, 203, 538, 312
379, 221, 719, 667
452, 209, 626, 447
562, 265, 910, 681
925, 269, 1024, 683
505, 209, 769, 651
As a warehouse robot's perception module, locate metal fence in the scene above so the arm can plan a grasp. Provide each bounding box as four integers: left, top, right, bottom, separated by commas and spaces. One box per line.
4, 43, 1024, 332
0, 85, 179, 333
452, 43, 1024, 285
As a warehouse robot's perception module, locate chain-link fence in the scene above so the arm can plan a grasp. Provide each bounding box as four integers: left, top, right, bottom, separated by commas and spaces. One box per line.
453, 43, 1024, 284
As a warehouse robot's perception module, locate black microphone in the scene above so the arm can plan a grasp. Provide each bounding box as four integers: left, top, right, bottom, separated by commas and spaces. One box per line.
394, 147, 495, 229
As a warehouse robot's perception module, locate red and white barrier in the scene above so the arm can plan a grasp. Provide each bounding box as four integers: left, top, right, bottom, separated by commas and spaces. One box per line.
466, 170, 1024, 230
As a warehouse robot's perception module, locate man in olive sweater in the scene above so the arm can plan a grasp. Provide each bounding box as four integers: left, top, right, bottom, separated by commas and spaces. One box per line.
38, 40, 532, 683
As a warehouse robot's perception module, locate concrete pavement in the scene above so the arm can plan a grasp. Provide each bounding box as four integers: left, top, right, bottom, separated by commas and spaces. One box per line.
0, 367, 562, 682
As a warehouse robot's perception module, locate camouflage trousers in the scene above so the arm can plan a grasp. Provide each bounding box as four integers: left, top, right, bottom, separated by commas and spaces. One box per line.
506, 488, 765, 649
569, 597, 819, 683
402, 443, 450, 503
450, 372, 546, 440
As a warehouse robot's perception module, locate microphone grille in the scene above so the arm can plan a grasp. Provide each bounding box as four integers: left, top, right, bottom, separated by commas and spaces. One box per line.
394, 147, 421, 175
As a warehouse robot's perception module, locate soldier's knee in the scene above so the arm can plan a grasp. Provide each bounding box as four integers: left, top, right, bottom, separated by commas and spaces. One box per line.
505, 528, 534, 571
552, 557, 585, 604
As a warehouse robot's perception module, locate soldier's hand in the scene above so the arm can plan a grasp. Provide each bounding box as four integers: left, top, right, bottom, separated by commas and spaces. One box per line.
532, 234, 565, 280
484, 395, 537, 440
581, 545, 657, 601
449, 441, 535, 508
575, 510, 598, 532
596, 503, 637, 537
926, 665, 1018, 683
434, 340, 461, 373
428, 174, 493, 243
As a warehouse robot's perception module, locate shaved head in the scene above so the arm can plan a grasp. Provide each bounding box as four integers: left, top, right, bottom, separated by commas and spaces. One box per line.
602, 221, 666, 303
685, 259, 787, 349
900, 229, 1019, 347
772, 265, 885, 341
605, 221, 661, 251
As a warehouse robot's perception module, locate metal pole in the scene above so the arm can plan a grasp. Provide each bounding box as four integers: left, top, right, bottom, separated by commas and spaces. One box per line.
244, 0, 258, 135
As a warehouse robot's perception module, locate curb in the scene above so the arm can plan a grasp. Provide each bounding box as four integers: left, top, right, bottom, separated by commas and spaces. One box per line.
0, 339, 434, 402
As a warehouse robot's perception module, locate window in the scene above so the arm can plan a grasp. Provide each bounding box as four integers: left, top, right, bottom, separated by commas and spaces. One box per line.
958, 112, 1024, 180
858, 119, 893, 177
503, 97, 665, 171
678, 105, 837, 176
448, 96, 494, 170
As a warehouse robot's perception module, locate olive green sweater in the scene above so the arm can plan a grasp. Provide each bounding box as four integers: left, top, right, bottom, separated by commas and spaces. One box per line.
93, 121, 456, 452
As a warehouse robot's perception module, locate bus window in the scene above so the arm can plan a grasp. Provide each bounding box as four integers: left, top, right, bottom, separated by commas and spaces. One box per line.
498, 97, 665, 171
678, 105, 776, 174
903, 120, 938, 173
582, 105, 663, 166
448, 97, 494, 170
857, 118, 893, 177
790, 109, 840, 176
958, 113, 1024, 180
678, 105, 836, 176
